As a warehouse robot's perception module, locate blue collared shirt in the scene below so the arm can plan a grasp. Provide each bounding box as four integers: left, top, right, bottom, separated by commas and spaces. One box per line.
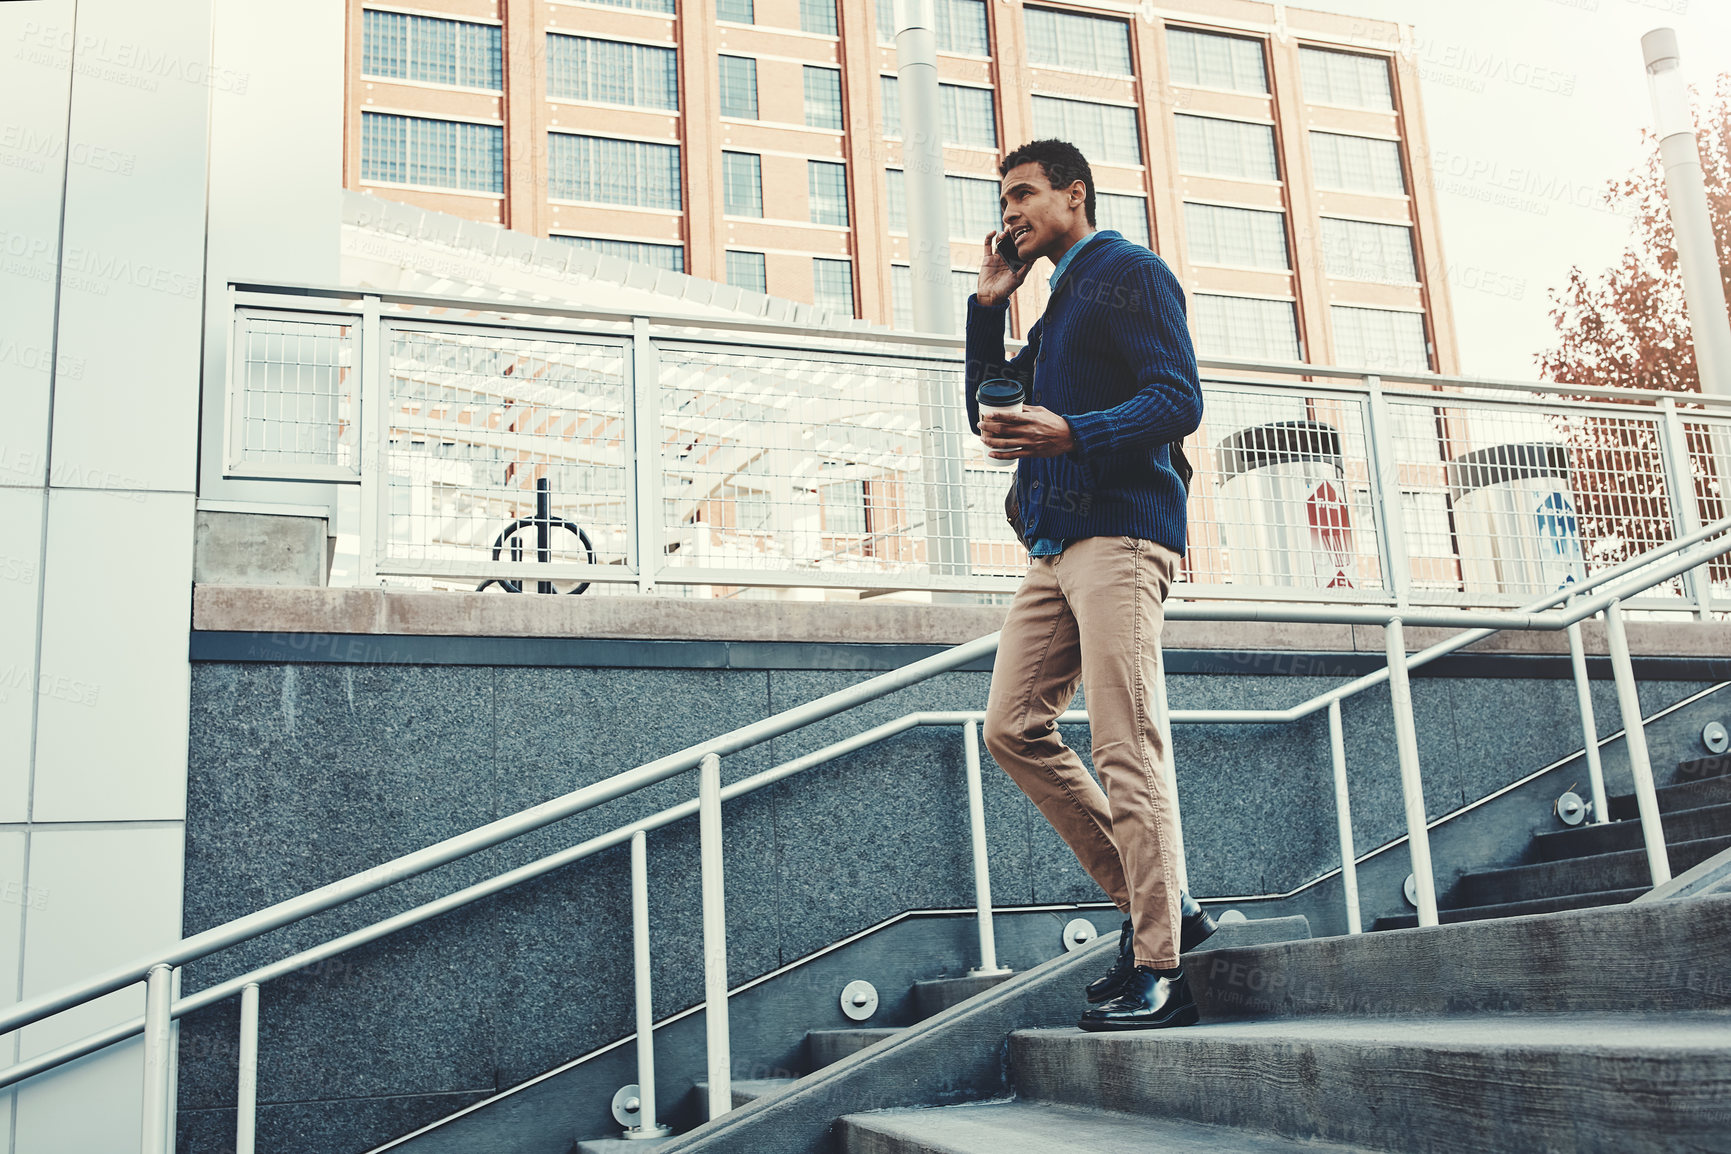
1030, 230, 1102, 557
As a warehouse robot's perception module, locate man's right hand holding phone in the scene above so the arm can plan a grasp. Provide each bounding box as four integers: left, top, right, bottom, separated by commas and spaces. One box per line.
976, 230, 1035, 307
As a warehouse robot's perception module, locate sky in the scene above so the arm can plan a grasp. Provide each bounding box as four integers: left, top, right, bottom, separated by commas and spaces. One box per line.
1302, 0, 1731, 378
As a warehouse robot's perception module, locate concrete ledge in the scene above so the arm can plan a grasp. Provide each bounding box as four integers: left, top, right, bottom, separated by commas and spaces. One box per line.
190, 586, 1731, 656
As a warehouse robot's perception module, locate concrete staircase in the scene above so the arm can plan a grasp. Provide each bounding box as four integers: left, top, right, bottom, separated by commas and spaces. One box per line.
1373, 753, 1731, 930
829, 895, 1731, 1154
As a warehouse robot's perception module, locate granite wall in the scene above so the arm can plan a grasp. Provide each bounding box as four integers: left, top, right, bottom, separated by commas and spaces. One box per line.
173, 651, 1721, 1153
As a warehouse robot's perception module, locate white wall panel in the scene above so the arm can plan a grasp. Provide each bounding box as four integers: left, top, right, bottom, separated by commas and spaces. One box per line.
197, 0, 345, 512
32, 490, 193, 822
48, 0, 215, 496
0, 0, 77, 489
0, 491, 44, 824
14, 824, 183, 1154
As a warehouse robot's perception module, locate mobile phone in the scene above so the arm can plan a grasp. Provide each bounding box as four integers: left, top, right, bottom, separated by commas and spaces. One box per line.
996, 231, 1030, 273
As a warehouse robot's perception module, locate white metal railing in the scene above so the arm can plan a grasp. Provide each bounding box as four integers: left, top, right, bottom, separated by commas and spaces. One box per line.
5, 514, 1729, 1150
223, 283, 1731, 612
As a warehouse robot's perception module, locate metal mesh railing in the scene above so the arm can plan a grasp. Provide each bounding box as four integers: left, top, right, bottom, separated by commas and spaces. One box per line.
230, 313, 358, 477
225, 287, 1731, 611
380, 326, 631, 579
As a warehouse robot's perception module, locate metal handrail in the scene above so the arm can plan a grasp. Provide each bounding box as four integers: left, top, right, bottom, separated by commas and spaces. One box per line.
14, 516, 1731, 1140
226, 281, 1731, 411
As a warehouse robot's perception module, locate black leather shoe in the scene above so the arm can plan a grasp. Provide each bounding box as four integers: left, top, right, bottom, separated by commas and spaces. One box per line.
1078, 965, 1198, 1031
1083, 894, 1218, 1004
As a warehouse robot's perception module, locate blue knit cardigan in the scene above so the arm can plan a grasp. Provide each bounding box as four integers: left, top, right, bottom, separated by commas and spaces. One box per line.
964, 230, 1203, 554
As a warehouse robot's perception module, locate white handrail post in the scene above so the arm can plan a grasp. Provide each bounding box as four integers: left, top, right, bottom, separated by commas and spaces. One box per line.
357, 294, 385, 586
628, 829, 670, 1137
1363, 375, 1414, 607
698, 753, 733, 1120
630, 317, 664, 596
1152, 653, 1189, 894
1566, 610, 1610, 825
1328, 699, 1362, 934
140, 964, 173, 1154
1658, 397, 1713, 619
237, 982, 260, 1154
1604, 600, 1674, 885
961, 722, 1007, 974
1385, 619, 1438, 927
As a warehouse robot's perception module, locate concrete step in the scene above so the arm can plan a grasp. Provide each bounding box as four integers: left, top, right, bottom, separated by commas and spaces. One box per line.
1200, 894, 1731, 1019
807, 1028, 903, 1070
1369, 887, 1643, 931
1009, 1014, 1731, 1154
1675, 753, 1731, 781
1529, 802, 1731, 861
839, 1100, 1379, 1153
911, 973, 1015, 1021
692, 1078, 797, 1109
1610, 773, 1731, 820
1456, 834, 1731, 906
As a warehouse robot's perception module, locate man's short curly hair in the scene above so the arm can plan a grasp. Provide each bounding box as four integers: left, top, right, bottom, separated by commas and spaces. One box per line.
999, 139, 1096, 226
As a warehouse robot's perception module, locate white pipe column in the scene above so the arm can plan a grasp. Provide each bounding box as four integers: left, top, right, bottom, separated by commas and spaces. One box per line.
237, 983, 259, 1154
698, 753, 733, 1119
628, 830, 671, 1137
1604, 601, 1674, 885
896, 0, 954, 338
1385, 620, 1439, 927
140, 963, 173, 1154
897, 0, 969, 582
1566, 614, 1610, 825
1642, 29, 1731, 397
1328, 700, 1362, 934
961, 722, 1008, 974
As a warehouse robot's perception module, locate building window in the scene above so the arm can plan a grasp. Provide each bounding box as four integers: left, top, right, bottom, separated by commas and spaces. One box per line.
1031, 96, 1140, 166
718, 0, 754, 24
1175, 115, 1278, 182
813, 258, 855, 315
1310, 132, 1406, 195
805, 66, 844, 130
800, 0, 838, 36
1165, 28, 1267, 93
552, 236, 685, 271
726, 250, 767, 293
545, 35, 678, 110
892, 265, 981, 330
547, 134, 680, 209
587, 0, 677, 12
944, 85, 997, 148
809, 161, 850, 226
884, 171, 1000, 239
822, 479, 868, 533
876, 0, 989, 55
1184, 202, 1289, 269
723, 151, 763, 217
1321, 217, 1418, 282
719, 56, 758, 120
1192, 294, 1301, 361
1301, 47, 1394, 110
880, 78, 997, 148
361, 112, 503, 193
362, 10, 502, 90
1332, 306, 1429, 371
1097, 192, 1150, 247
1025, 8, 1132, 75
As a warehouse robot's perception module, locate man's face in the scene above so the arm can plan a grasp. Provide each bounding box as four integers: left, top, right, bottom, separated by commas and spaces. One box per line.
998, 161, 1084, 263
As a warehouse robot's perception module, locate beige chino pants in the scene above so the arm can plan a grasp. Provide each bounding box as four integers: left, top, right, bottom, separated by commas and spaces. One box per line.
982, 535, 1185, 970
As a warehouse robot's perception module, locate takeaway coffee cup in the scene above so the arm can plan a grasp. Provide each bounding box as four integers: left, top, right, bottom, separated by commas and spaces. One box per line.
977, 378, 1025, 417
